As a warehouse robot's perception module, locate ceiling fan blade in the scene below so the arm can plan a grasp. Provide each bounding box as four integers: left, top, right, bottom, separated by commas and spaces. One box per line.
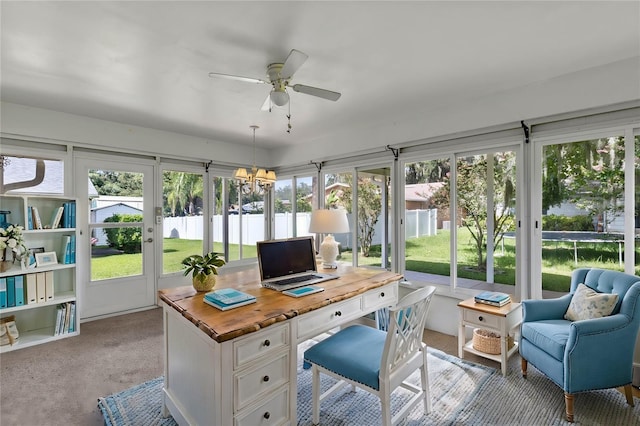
291, 84, 341, 101
280, 49, 309, 79
208, 72, 269, 85
260, 93, 272, 112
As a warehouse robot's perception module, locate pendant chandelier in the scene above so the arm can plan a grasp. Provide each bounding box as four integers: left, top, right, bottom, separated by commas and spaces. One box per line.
233, 125, 276, 195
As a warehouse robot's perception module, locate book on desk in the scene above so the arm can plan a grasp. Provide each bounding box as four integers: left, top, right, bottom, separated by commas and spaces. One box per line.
474, 291, 511, 307
203, 288, 256, 311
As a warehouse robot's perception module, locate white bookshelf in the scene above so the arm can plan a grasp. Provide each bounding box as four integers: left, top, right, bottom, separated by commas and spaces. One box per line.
0, 194, 79, 353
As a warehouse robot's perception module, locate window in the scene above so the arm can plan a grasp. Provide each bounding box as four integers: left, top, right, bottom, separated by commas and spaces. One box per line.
1, 156, 64, 194
162, 170, 204, 274
540, 136, 627, 295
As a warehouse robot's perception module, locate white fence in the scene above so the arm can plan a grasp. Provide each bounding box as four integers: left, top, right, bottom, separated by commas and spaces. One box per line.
162, 209, 438, 248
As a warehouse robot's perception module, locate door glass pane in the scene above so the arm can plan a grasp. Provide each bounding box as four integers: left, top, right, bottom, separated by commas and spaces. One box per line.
541, 136, 626, 297
212, 176, 224, 255
162, 170, 204, 274
89, 169, 144, 281
404, 158, 451, 285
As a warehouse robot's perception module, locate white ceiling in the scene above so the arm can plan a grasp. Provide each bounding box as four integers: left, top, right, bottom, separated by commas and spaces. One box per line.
1, 1, 639, 153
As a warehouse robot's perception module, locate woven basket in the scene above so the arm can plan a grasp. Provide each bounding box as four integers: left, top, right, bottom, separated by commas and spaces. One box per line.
472, 328, 502, 354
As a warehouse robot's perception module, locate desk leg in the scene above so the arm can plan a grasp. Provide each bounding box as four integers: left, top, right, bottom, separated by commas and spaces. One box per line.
458, 313, 465, 359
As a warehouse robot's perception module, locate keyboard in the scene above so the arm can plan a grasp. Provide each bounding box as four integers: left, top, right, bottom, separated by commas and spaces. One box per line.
273, 275, 319, 286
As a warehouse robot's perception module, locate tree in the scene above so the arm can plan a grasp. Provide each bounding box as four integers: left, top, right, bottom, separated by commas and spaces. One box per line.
329, 173, 383, 257
431, 152, 516, 271
558, 138, 625, 230
163, 171, 203, 216
89, 170, 143, 196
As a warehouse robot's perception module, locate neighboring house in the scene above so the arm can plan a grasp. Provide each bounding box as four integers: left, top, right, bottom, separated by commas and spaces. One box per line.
90, 202, 142, 246
405, 183, 444, 210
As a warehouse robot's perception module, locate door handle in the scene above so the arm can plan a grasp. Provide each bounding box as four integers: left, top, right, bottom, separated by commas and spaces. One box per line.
145, 238, 153, 243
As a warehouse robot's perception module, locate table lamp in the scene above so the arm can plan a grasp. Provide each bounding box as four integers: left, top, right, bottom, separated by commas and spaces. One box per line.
308, 209, 350, 269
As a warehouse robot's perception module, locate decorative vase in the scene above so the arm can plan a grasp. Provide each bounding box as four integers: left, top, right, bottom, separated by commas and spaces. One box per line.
193, 274, 216, 292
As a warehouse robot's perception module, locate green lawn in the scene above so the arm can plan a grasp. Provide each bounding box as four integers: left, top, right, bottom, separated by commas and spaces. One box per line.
92, 233, 639, 289
91, 239, 257, 280
342, 228, 638, 293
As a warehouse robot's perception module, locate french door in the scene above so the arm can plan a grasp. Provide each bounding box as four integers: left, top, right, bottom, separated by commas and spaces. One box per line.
75, 155, 156, 319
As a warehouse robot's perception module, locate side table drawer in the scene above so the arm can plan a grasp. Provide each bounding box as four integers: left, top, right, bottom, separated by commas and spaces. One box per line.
235, 352, 289, 410
362, 283, 397, 310
463, 308, 500, 329
234, 323, 289, 370
297, 297, 363, 340
235, 386, 289, 426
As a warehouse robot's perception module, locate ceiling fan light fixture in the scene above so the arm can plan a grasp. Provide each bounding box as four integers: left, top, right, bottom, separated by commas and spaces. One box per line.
270, 89, 289, 106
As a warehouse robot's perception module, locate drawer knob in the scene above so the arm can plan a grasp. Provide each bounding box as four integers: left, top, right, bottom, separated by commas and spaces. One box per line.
263, 412, 271, 419
263, 375, 270, 382
380, 292, 385, 297
479, 316, 484, 322
335, 311, 342, 317
263, 339, 271, 347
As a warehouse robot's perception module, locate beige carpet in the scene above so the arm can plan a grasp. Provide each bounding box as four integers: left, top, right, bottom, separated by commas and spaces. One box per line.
0, 308, 164, 426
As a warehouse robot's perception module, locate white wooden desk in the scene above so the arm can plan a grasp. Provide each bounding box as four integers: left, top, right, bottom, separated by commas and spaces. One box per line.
159, 265, 401, 426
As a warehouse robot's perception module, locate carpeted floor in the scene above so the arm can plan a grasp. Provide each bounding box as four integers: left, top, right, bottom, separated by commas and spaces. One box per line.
98, 344, 640, 426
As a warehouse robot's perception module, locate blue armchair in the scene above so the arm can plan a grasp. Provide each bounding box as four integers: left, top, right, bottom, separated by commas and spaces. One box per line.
519, 268, 640, 422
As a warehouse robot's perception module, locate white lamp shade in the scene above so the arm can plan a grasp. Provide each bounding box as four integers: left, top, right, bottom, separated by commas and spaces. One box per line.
309, 209, 350, 234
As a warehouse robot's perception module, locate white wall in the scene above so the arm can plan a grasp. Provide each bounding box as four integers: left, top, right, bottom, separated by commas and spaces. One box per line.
0, 102, 271, 167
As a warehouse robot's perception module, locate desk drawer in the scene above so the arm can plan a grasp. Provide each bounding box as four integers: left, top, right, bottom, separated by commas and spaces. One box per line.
463, 309, 500, 329
297, 297, 363, 340
235, 386, 289, 426
234, 323, 289, 370
362, 283, 397, 310
235, 351, 289, 410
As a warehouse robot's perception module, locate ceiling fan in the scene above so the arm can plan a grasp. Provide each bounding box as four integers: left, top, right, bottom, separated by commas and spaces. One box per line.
208, 49, 341, 111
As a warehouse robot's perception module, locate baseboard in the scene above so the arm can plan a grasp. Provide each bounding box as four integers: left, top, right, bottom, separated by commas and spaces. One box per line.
633, 363, 640, 388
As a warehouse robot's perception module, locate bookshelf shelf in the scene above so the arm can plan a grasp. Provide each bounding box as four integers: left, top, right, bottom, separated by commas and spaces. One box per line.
0, 195, 79, 352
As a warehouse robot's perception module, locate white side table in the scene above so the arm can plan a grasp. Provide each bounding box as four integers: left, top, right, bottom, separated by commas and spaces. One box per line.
457, 298, 522, 376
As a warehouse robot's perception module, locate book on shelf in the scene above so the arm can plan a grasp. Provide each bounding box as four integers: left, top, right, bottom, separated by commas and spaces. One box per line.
203, 289, 257, 311
31, 206, 43, 230
474, 291, 511, 307
204, 288, 255, 305
6, 277, 15, 308
50, 206, 65, 229
54, 304, 64, 336
0, 278, 6, 308
14, 275, 24, 306
54, 302, 76, 336
27, 206, 34, 230
61, 235, 73, 264
70, 234, 76, 263
62, 201, 76, 228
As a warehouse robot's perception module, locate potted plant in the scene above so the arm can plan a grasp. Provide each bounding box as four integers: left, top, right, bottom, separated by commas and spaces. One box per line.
181, 252, 226, 292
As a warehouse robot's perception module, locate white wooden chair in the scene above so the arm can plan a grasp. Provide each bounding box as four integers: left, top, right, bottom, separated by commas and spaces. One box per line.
303, 285, 436, 426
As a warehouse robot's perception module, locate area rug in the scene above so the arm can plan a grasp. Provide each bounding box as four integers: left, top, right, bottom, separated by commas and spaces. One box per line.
98, 347, 640, 426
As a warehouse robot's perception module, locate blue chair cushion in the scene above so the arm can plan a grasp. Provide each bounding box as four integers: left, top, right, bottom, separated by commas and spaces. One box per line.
304, 325, 386, 390
521, 319, 570, 362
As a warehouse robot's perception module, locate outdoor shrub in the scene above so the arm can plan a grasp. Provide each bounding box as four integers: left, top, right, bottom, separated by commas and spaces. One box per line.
104, 213, 143, 253
542, 214, 593, 231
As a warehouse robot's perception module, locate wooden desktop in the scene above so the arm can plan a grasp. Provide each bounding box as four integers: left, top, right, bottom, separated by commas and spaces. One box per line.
159, 264, 401, 426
